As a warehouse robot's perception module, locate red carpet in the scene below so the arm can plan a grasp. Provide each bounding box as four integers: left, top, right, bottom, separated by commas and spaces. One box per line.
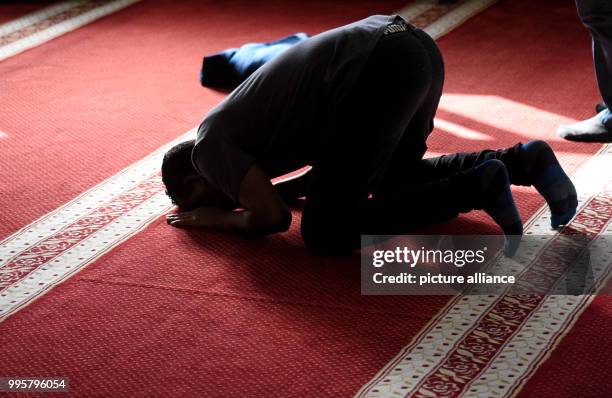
1, 1, 611, 397
518, 285, 612, 398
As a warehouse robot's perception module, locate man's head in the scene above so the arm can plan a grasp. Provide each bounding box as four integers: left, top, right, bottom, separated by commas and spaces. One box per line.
161, 140, 234, 210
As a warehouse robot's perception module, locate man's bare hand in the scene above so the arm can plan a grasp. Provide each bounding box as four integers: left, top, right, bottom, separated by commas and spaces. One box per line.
166, 165, 291, 235
166, 207, 229, 228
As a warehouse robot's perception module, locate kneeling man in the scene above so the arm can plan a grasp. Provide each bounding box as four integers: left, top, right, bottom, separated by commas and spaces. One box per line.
162, 15, 577, 255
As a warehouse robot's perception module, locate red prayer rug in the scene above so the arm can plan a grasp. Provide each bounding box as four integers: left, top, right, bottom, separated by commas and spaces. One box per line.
1, 1, 610, 397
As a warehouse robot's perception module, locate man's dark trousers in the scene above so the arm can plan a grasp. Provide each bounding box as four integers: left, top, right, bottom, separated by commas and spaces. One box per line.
300, 23, 531, 254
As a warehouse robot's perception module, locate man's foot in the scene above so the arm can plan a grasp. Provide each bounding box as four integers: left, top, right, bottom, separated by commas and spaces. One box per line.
519, 140, 577, 228
596, 102, 607, 114
557, 110, 612, 142
475, 159, 523, 257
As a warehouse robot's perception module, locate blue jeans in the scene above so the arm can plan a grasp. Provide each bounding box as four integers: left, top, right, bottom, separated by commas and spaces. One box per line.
576, 0, 612, 130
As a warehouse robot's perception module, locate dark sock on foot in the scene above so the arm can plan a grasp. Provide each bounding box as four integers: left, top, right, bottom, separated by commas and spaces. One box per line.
520, 140, 577, 228
474, 159, 523, 256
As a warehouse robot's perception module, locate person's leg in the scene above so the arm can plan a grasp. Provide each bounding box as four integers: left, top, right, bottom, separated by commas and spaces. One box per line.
368, 158, 523, 255
379, 144, 522, 191
302, 25, 523, 255
378, 27, 445, 188
376, 28, 525, 187
558, 0, 612, 141
301, 25, 436, 254
583, 0, 612, 126
372, 28, 523, 252
386, 141, 577, 229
